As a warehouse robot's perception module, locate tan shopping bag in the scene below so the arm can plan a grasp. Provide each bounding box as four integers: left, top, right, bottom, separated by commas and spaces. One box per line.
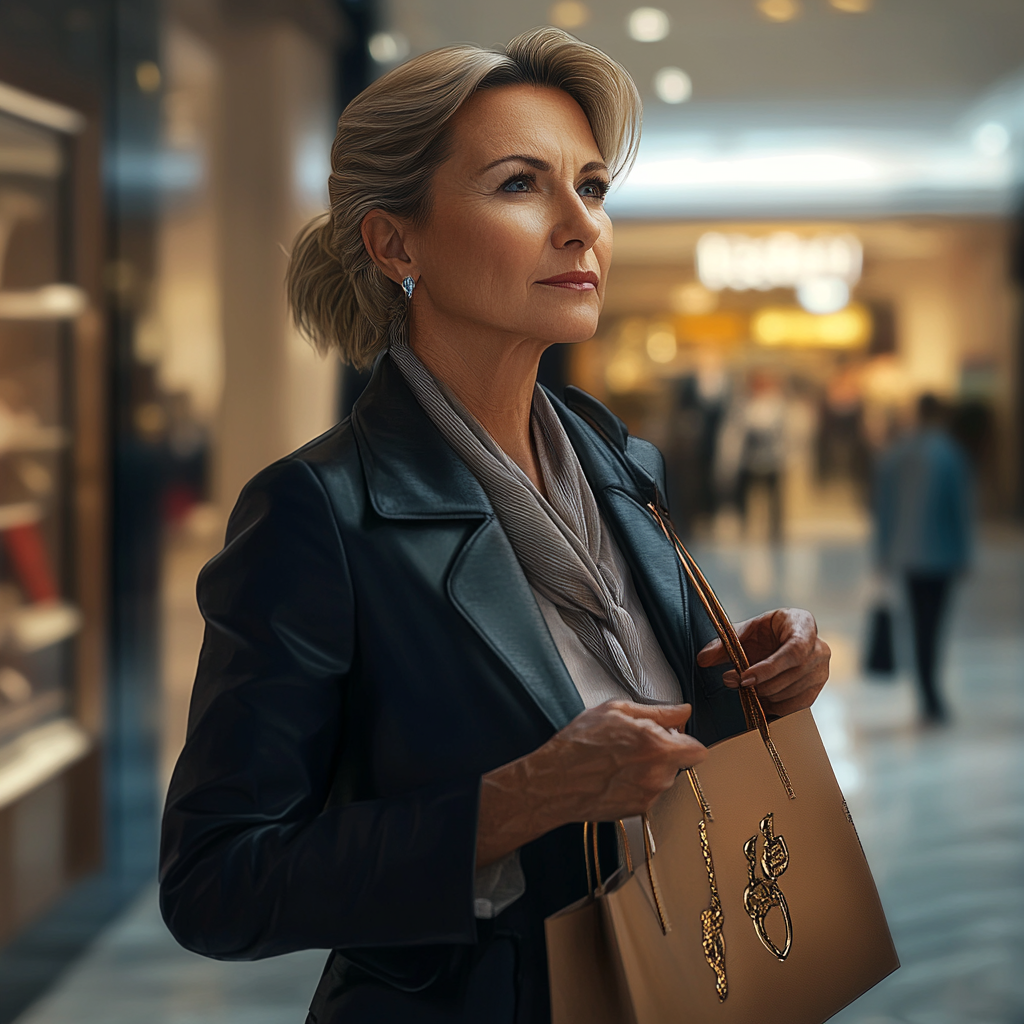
546, 823, 636, 1024
546, 505, 898, 1024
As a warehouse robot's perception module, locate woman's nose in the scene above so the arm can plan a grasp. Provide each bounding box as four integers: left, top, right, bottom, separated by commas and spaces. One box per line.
550, 190, 602, 252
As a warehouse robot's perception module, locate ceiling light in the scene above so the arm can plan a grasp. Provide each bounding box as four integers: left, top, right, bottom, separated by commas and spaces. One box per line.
796, 277, 850, 314
549, 1, 590, 29
757, 0, 801, 22
368, 31, 410, 64
973, 122, 1010, 158
829, 0, 872, 11
653, 67, 692, 104
628, 7, 670, 42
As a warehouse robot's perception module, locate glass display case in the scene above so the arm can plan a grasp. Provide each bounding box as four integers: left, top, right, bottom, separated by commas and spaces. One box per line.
0, 105, 85, 750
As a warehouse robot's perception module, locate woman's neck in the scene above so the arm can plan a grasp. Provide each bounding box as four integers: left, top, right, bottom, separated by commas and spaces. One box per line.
409, 320, 549, 491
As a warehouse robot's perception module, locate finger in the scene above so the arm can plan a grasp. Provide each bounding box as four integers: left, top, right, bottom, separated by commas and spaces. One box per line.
613, 701, 693, 730
671, 736, 708, 768
758, 662, 829, 703
750, 661, 820, 698
696, 637, 726, 667
732, 613, 768, 640
699, 612, 777, 668
740, 631, 815, 686
697, 614, 763, 666
761, 682, 826, 718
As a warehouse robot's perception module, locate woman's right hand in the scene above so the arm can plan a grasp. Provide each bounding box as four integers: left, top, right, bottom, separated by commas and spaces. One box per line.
476, 701, 706, 868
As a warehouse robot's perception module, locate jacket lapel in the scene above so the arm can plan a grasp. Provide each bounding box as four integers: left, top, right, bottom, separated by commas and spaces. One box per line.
447, 519, 585, 729
352, 356, 583, 731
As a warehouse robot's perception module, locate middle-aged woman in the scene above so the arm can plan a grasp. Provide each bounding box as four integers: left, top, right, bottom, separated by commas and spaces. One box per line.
160, 27, 830, 1024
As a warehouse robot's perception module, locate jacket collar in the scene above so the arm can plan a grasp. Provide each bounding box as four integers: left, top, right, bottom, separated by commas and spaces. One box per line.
352, 353, 492, 521
351, 352, 651, 521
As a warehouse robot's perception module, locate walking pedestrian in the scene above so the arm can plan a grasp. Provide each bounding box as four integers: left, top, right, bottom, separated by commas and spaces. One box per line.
873, 394, 972, 723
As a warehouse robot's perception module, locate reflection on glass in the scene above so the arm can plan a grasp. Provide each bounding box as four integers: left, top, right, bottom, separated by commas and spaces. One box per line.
0, 108, 80, 747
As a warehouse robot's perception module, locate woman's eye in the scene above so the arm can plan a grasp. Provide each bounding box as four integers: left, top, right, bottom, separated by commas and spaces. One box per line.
503, 177, 531, 193
579, 180, 609, 199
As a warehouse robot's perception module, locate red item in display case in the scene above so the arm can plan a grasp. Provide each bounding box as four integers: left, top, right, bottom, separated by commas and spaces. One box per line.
3, 521, 59, 602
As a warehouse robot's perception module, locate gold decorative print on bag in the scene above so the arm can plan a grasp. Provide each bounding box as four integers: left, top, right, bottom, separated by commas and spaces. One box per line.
697, 819, 728, 1001
742, 813, 793, 961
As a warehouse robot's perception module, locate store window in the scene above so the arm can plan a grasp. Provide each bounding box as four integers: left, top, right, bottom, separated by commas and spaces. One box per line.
0, 109, 82, 747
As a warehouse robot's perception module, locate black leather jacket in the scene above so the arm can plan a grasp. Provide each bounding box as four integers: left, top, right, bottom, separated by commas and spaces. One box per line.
159, 353, 746, 1023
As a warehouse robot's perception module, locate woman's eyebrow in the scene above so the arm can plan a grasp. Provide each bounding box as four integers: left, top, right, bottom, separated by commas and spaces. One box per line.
480, 154, 551, 173
477, 155, 609, 175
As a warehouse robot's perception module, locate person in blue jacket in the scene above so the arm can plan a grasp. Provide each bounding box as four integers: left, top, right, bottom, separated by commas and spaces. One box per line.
159, 28, 831, 1023
874, 393, 973, 723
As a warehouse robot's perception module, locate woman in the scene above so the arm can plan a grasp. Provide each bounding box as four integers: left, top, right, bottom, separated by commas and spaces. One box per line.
160, 27, 830, 1024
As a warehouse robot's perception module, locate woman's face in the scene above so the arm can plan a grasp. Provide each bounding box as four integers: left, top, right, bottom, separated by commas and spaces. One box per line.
407, 84, 613, 348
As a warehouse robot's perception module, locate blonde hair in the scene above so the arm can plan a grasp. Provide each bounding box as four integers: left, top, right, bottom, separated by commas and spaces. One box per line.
286, 26, 642, 368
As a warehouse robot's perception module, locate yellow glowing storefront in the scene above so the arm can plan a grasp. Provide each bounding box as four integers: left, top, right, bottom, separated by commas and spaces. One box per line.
569, 219, 1016, 535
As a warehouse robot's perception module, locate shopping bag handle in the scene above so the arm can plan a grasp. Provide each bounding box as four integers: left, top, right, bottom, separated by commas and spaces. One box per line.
583, 816, 670, 935
646, 503, 795, 800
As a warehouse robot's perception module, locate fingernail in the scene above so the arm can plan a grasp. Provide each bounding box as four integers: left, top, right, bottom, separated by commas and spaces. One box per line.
741, 674, 756, 687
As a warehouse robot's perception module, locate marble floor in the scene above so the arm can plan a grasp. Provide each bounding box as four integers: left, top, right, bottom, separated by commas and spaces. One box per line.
13, 532, 1024, 1023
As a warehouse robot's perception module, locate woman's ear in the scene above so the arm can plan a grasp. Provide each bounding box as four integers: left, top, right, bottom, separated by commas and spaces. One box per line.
361, 210, 416, 285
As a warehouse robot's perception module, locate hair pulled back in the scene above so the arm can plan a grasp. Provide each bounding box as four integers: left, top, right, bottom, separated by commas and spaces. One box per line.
286, 26, 642, 368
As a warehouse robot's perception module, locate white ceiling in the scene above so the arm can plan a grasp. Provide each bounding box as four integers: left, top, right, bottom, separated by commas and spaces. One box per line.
381, 0, 1024, 216
384, 0, 1024, 104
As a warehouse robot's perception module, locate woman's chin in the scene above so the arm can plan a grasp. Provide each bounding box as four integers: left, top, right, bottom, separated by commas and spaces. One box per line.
521, 312, 601, 348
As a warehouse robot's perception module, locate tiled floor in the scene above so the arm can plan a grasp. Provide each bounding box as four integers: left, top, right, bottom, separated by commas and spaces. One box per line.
15, 534, 1024, 1023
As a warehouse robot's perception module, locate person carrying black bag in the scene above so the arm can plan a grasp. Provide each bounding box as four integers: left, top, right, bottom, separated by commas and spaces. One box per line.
872, 394, 973, 724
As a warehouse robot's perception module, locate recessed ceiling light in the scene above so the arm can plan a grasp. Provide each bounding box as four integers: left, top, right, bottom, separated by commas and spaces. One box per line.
757, 0, 801, 22
653, 67, 692, 104
548, 1, 590, 30
628, 7, 671, 42
829, 0, 872, 11
368, 31, 410, 64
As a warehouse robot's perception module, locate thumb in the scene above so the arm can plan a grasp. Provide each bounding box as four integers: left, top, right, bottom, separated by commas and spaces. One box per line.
697, 637, 728, 667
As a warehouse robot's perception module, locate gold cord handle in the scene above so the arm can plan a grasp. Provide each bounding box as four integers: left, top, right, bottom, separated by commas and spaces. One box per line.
647, 503, 796, 800
582, 817, 670, 934
583, 819, 634, 897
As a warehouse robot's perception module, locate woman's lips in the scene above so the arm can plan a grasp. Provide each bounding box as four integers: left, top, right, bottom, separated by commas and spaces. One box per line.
536, 271, 599, 291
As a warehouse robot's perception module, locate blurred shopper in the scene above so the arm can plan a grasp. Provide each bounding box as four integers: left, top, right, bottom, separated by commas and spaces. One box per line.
666, 365, 726, 534
738, 371, 787, 541
873, 394, 972, 723
819, 361, 868, 494
159, 29, 830, 1024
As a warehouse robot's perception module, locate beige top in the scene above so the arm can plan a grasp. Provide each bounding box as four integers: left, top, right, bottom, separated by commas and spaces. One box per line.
473, 525, 681, 919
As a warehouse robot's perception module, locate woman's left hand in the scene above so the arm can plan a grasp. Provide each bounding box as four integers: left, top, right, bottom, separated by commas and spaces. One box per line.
696, 608, 830, 718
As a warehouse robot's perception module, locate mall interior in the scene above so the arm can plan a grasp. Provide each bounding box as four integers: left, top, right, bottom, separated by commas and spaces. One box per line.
0, 0, 1022, 1021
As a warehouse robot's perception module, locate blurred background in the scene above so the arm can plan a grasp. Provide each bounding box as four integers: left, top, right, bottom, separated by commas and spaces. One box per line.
0, 1, 1022, 1022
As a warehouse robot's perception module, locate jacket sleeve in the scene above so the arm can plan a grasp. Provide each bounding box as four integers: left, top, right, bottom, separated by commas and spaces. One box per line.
158, 458, 480, 960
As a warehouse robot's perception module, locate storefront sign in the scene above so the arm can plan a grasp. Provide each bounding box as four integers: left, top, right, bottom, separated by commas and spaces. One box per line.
696, 231, 863, 292
752, 304, 872, 348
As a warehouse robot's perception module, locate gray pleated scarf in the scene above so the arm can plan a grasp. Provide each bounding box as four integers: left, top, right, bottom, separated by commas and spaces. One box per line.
389, 342, 660, 704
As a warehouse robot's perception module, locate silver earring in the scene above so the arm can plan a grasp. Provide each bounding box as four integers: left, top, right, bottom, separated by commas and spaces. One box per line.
401, 276, 416, 299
